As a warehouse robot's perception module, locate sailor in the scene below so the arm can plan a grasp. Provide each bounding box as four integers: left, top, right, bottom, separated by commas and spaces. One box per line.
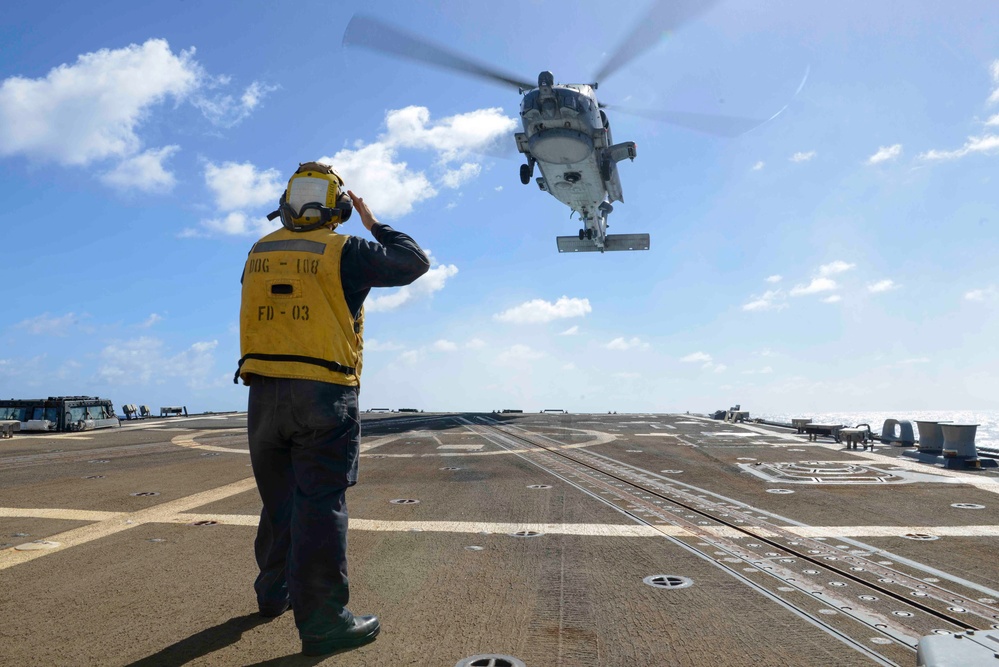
236, 162, 429, 655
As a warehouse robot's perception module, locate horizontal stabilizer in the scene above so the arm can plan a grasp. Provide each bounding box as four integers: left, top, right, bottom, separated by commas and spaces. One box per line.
556, 234, 651, 253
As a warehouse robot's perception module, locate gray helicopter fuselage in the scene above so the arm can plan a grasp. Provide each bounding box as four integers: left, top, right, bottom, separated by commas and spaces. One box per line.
515, 81, 633, 224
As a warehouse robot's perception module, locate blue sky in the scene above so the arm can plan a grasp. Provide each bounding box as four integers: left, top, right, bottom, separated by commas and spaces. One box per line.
1, 0, 997, 414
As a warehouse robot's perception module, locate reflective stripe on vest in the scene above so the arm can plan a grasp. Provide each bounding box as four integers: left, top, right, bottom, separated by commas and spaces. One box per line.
237, 228, 364, 386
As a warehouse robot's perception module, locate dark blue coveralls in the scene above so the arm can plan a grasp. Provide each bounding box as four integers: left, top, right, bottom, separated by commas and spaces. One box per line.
246, 223, 428, 641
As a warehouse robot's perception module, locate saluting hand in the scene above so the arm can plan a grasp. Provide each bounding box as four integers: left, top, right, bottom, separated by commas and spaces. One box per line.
347, 191, 378, 232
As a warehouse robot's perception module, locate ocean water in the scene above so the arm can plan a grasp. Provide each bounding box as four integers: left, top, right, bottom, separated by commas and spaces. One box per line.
755, 410, 999, 451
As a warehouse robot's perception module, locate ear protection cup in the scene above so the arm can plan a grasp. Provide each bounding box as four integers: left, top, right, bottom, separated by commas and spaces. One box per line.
334, 192, 352, 223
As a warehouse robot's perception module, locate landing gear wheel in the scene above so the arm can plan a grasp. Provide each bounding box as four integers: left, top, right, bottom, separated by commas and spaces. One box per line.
578, 229, 585, 240
585, 228, 594, 240
520, 163, 532, 185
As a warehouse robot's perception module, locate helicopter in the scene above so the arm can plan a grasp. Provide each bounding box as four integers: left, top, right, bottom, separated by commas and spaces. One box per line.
342, 2, 781, 253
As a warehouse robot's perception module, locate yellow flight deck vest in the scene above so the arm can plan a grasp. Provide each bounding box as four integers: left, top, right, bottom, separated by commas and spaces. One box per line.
237, 227, 363, 386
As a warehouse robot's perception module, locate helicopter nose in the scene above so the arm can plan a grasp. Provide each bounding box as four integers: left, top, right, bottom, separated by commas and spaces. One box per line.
538, 71, 554, 89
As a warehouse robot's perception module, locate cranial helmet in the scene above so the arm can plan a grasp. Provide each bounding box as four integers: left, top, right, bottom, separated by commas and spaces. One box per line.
267, 162, 353, 232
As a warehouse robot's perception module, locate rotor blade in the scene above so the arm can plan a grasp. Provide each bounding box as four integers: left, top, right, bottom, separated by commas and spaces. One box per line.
603, 104, 784, 138
593, 0, 722, 84
342, 15, 535, 91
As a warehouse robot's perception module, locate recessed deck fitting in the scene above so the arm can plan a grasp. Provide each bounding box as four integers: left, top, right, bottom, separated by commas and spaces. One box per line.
455, 656, 527, 667
390, 498, 420, 505
903, 533, 939, 541
130, 492, 160, 497
526, 484, 552, 489
766, 488, 794, 494
509, 530, 542, 538
643, 575, 693, 589
951, 503, 986, 509
88, 459, 110, 464
440, 466, 461, 471
659, 469, 683, 474
191, 520, 218, 526
82, 475, 105, 479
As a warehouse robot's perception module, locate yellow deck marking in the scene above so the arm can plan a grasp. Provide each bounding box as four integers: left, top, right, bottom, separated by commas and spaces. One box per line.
0, 477, 256, 571
171, 429, 248, 454
0, 508, 122, 521
5, 503, 999, 541
359, 435, 405, 453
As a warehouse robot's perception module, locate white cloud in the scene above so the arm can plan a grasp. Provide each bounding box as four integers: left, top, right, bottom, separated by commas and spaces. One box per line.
100, 145, 180, 192
605, 337, 649, 351
964, 286, 998, 301
465, 338, 486, 349
98, 337, 218, 388
15, 312, 79, 336
191, 211, 277, 237
382, 105, 517, 163
752, 161, 765, 171
441, 162, 481, 188
433, 339, 458, 351
712, 364, 728, 374
823, 295, 842, 303
366, 252, 458, 313
989, 59, 999, 105
866, 144, 903, 165
790, 277, 838, 296
986, 114, 999, 127
322, 142, 437, 219
204, 161, 285, 212
192, 81, 277, 129
365, 339, 406, 352
818, 260, 855, 276
680, 352, 712, 363
559, 325, 580, 336
0, 39, 199, 166
398, 349, 423, 365
494, 186, 504, 192
139, 313, 163, 328
494, 296, 591, 324
765, 275, 782, 283
742, 290, 787, 312
919, 135, 999, 161
497, 344, 543, 364
790, 151, 816, 163
867, 279, 899, 293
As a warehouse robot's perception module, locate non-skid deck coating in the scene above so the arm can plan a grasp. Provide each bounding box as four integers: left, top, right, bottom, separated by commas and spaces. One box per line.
2, 412, 998, 666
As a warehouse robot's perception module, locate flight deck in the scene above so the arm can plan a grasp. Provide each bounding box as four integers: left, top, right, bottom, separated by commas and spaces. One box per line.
2, 412, 998, 666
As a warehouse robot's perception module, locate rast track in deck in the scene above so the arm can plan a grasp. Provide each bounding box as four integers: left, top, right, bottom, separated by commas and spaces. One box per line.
460, 415, 999, 667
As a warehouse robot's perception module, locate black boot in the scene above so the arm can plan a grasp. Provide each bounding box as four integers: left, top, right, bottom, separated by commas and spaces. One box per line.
301, 614, 380, 655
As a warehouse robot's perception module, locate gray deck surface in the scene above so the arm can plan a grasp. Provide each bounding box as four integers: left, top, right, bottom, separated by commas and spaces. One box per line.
2, 412, 998, 666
